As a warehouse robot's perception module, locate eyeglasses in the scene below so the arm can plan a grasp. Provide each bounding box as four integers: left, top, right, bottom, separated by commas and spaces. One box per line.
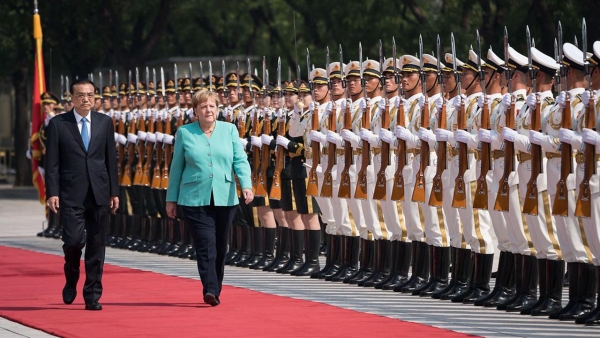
75, 93, 95, 100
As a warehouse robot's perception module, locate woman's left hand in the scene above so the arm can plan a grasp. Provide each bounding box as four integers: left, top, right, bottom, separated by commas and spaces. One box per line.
242, 188, 254, 205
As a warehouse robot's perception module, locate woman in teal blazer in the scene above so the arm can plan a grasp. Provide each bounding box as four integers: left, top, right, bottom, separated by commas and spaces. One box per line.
166, 90, 253, 306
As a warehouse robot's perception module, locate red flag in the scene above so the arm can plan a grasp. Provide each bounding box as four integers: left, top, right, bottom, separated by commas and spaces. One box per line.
30, 9, 46, 204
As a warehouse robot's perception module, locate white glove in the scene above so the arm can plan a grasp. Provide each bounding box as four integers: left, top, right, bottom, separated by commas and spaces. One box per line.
559, 128, 577, 145
526, 93, 538, 111
127, 133, 138, 144
502, 127, 518, 142
116, 134, 127, 145
435, 128, 452, 142
163, 134, 175, 145
556, 91, 567, 109
310, 130, 327, 143
155, 132, 165, 142
418, 96, 426, 110
250, 135, 262, 148
137, 130, 147, 141
249, 108, 256, 121
358, 98, 366, 111
395, 126, 413, 141
114, 111, 121, 120
451, 94, 466, 111
325, 101, 333, 115
582, 128, 600, 147
478, 129, 492, 143
359, 128, 378, 145
435, 97, 444, 112
146, 132, 156, 143
341, 129, 360, 148
326, 130, 343, 147
501, 93, 512, 110
222, 107, 230, 120
418, 127, 435, 143
309, 101, 317, 112
379, 129, 394, 144
477, 95, 485, 109
238, 111, 247, 123
261, 134, 274, 145
582, 90, 592, 107
529, 130, 544, 145
395, 98, 407, 109
26, 149, 31, 160
340, 99, 348, 111
277, 109, 285, 120
240, 137, 249, 148
188, 109, 195, 119
276, 135, 290, 149
293, 101, 302, 116
114, 132, 119, 142
455, 129, 473, 144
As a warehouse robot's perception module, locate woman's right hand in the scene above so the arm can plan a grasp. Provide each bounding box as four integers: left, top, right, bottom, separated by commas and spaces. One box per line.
166, 202, 177, 219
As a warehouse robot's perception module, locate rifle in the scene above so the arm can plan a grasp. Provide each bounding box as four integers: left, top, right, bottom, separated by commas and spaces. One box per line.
256, 56, 269, 197
306, 48, 320, 197
473, 39, 492, 209
430, 34, 446, 207
133, 68, 146, 186
271, 58, 284, 200
494, 27, 515, 212
338, 50, 353, 199
355, 42, 370, 199
160, 65, 178, 190
523, 26, 542, 214
321, 46, 337, 198
575, 18, 594, 217
121, 71, 136, 187
142, 68, 156, 187
391, 37, 407, 201
151, 71, 165, 189
247, 58, 262, 194
115, 71, 125, 184
374, 40, 390, 200
412, 35, 429, 203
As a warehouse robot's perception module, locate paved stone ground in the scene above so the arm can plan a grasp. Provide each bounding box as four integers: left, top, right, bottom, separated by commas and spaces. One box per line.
1, 186, 599, 337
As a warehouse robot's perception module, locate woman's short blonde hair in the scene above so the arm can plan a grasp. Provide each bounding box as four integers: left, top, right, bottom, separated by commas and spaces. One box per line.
192, 89, 219, 108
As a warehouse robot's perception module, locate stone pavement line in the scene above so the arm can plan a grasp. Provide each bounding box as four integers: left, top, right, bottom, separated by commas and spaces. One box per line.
0, 317, 57, 338
1, 237, 599, 338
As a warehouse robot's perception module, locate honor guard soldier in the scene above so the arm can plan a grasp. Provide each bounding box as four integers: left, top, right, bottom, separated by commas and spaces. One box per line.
101, 85, 112, 114
94, 86, 102, 111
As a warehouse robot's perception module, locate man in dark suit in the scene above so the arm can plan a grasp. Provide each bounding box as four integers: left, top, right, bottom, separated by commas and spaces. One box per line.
45, 78, 119, 311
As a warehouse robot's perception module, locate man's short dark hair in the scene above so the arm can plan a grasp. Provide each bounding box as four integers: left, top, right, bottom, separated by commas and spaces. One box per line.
71, 78, 95, 94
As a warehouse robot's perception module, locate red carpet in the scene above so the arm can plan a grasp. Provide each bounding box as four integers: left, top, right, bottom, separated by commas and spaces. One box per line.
0, 246, 473, 338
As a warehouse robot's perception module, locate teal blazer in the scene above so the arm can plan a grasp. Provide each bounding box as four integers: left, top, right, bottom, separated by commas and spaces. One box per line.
166, 121, 252, 206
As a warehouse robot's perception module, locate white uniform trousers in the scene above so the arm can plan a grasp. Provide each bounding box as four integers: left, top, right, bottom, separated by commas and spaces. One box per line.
335, 153, 367, 238
582, 191, 600, 266
357, 152, 387, 240
373, 152, 405, 242
458, 181, 493, 254
417, 152, 449, 248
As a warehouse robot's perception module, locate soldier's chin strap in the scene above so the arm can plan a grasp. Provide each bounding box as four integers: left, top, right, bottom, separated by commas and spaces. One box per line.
485, 70, 496, 90
464, 74, 478, 91
404, 78, 420, 94
426, 74, 439, 94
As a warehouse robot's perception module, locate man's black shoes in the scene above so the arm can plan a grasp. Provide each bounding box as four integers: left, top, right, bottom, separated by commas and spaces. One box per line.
62, 285, 77, 305
85, 300, 103, 311
203, 293, 220, 307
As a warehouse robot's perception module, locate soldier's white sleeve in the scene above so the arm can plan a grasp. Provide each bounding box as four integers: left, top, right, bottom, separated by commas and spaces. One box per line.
539, 135, 560, 153
288, 113, 305, 137
513, 134, 530, 153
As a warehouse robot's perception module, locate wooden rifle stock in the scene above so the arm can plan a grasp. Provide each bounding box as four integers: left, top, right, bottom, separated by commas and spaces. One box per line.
373, 101, 391, 200
429, 100, 447, 206
306, 108, 321, 197
473, 98, 491, 209
452, 99, 468, 208
494, 99, 516, 212
159, 112, 173, 190
270, 114, 286, 200
117, 113, 125, 184
133, 112, 146, 185
321, 103, 337, 198
552, 95, 572, 215
575, 92, 595, 217
234, 113, 246, 196
523, 96, 543, 215
338, 103, 353, 198
151, 112, 163, 189
355, 101, 371, 200
391, 102, 407, 201
250, 110, 261, 193
412, 99, 429, 203
141, 111, 155, 187
121, 113, 137, 187
256, 111, 270, 197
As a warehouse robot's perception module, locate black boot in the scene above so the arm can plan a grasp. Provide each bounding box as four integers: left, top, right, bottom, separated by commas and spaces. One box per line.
453, 253, 493, 303
225, 224, 239, 264
293, 230, 321, 276
312, 234, 339, 278
165, 219, 182, 255
521, 258, 547, 314
550, 262, 579, 319
505, 254, 538, 312
252, 227, 276, 270
438, 248, 472, 300
110, 214, 122, 247
245, 227, 264, 268
382, 241, 412, 290
156, 218, 173, 255
393, 240, 419, 292
496, 253, 523, 310
137, 217, 150, 252
233, 226, 252, 266
399, 241, 430, 293
432, 246, 457, 298
559, 262, 596, 321
346, 239, 375, 284
265, 227, 291, 272
374, 240, 399, 289
119, 215, 134, 249
419, 246, 451, 297
278, 229, 305, 274
363, 240, 393, 287
583, 266, 600, 326
532, 259, 565, 316
329, 236, 360, 282
482, 251, 516, 307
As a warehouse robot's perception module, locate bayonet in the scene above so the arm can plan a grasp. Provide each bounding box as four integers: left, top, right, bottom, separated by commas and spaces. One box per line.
174, 64, 179, 105
209, 61, 213, 92
340, 45, 347, 99
419, 35, 426, 95
247, 58, 255, 101
189, 63, 194, 94
115, 71, 120, 102
128, 70, 132, 104
359, 42, 366, 101
135, 68, 141, 110
297, 65, 301, 81
379, 40, 385, 87
90, 73, 94, 83
160, 67, 167, 109
236, 61, 242, 101
222, 60, 228, 99
145, 67, 150, 103
99, 72, 103, 104
199, 62, 204, 89
583, 18, 590, 92
554, 39, 561, 93
574, 35, 578, 48
277, 57, 282, 97
558, 22, 566, 86
65, 76, 70, 99
438, 34, 444, 98
327, 46, 332, 102
307, 48, 315, 102
288, 66, 292, 82
527, 26, 536, 92
60, 75, 64, 103
504, 27, 511, 93
262, 56, 267, 97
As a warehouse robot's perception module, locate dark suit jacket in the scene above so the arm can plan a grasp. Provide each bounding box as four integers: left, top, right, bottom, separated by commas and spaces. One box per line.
45, 110, 119, 207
